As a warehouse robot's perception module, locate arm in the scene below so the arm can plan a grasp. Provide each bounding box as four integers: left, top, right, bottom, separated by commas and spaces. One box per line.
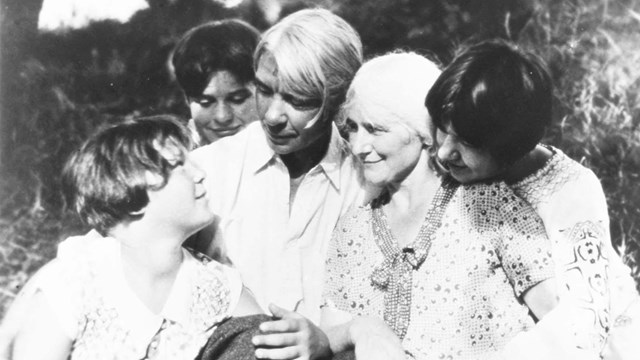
11, 290, 72, 360
515, 168, 615, 350
522, 278, 558, 321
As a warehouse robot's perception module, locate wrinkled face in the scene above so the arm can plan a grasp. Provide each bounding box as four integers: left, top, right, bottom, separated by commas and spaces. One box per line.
254, 52, 327, 155
434, 124, 503, 184
345, 104, 424, 187
144, 144, 213, 237
189, 70, 257, 144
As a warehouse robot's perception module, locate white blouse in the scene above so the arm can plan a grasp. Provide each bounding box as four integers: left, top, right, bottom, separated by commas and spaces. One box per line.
30, 231, 243, 359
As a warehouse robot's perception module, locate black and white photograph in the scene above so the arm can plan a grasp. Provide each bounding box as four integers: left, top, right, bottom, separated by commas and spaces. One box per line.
0, 0, 639, 359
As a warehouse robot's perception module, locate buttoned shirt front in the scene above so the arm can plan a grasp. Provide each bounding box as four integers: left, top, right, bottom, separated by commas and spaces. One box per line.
191, 121, 364, 323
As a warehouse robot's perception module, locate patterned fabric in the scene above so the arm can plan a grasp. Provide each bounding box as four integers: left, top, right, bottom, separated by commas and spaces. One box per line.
323, 181, 555, 360
32, 231, 242, 360
369, 180, 458, 339
191, 121, 364, 323
509, 145, 639, 356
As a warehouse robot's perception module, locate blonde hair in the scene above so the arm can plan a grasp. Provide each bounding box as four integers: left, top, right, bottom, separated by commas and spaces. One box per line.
254, 8, 363, 124
341, 51, 441, 144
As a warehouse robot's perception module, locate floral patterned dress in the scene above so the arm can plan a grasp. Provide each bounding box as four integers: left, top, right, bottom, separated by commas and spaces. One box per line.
25, 231, 243, 360
323, 180, 555, 360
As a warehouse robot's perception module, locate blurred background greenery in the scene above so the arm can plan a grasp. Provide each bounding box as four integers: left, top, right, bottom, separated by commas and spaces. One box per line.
1, 0, 639, 317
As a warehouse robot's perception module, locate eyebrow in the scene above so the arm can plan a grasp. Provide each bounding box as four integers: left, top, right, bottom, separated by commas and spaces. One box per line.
254, 78, 273, 91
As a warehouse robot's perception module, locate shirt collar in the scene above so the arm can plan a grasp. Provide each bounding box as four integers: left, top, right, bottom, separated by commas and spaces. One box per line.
250, 123, 352, 191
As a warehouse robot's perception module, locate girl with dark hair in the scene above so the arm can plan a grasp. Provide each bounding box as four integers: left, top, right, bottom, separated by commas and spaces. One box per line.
426, 39, 639, 359
173, 20, 261, 145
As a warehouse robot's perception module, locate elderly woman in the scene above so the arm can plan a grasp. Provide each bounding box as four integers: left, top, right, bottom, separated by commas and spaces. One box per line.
4, 116, 261, 359
172, 19, 261, 145
253, 52, 559, 360
425, 39, 639, 359
191, 8, 364, 328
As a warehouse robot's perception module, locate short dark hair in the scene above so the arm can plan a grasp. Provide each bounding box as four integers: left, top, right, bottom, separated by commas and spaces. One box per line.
172, 19, 260, 98
425, 38, 552, 165
62, 115, 193, 234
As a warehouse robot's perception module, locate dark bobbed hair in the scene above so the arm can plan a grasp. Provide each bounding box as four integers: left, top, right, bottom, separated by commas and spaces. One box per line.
172, 19, 261, 98
425, 38, 552, 165
62, 115, 193, 235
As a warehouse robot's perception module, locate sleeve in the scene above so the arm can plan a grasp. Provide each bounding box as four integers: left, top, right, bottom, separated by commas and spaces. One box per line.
26, 260, 80, 340
494, 189, 555, 298
540, 171, 614, 353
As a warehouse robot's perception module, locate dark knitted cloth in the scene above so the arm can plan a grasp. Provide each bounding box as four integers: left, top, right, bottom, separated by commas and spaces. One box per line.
195, 314, 355, 360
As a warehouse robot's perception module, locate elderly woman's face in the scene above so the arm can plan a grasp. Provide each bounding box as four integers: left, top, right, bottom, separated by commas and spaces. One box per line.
434, 124, 503, 184
346, 105, 424, 188
254, 52, 326, 155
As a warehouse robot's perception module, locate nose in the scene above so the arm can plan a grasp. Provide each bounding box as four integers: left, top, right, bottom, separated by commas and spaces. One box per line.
212, 103, 233, 126
436, 134, 459, 163
262, 96, 288, 128
350, 130, 373, 159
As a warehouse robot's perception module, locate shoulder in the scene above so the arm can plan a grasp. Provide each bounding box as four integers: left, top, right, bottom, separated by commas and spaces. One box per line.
512, 145, 606, 209
186, 248, 242, 295
334, 204, 370, 232
459, 181, 546, 235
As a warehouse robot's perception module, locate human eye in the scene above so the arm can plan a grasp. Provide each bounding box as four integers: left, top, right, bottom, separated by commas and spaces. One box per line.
255, 81, 273, 97
192, 96, 215, 108
363, 122, 386, 134
283, 94, 322, 111
228, 90, 252, 105
344, 118, 358, 133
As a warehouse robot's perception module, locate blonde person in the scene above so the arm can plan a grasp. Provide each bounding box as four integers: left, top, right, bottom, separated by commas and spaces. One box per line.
190, 8, 365, 329
2, 116, 262, 359
253, 52, 559, 360
425, 39, 639, 359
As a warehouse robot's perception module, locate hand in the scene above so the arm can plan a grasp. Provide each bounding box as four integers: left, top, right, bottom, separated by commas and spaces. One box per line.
252, 303, 331, 360
349, 316, 406, 360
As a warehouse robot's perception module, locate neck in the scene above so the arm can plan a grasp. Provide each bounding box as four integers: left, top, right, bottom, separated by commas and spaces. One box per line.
281, 126, 331, 179
110, 222, 185, 279
503, 145, 552, 184
386, 150, 441, 213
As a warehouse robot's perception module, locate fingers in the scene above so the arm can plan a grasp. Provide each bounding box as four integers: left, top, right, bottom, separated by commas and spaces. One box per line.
268, 303, 296, 319
254, 345, 303, 360
260, 318, 304, 333
253, 332, 299, 347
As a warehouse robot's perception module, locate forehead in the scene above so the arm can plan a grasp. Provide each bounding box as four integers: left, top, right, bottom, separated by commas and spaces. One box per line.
153, 138, 187, 162
202, 70, 249, 95
255, 52, 278, 84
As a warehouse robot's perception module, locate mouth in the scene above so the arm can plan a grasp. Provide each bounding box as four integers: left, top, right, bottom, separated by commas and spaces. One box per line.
209, 125, 243, 136
265, 131, 296, 144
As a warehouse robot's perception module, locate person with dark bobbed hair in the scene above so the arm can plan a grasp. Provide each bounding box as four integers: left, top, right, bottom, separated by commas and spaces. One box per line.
172, 19, 261, 145
426, 38, 552, 179
2, 116, 263, 359
426, 39, 639, 359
